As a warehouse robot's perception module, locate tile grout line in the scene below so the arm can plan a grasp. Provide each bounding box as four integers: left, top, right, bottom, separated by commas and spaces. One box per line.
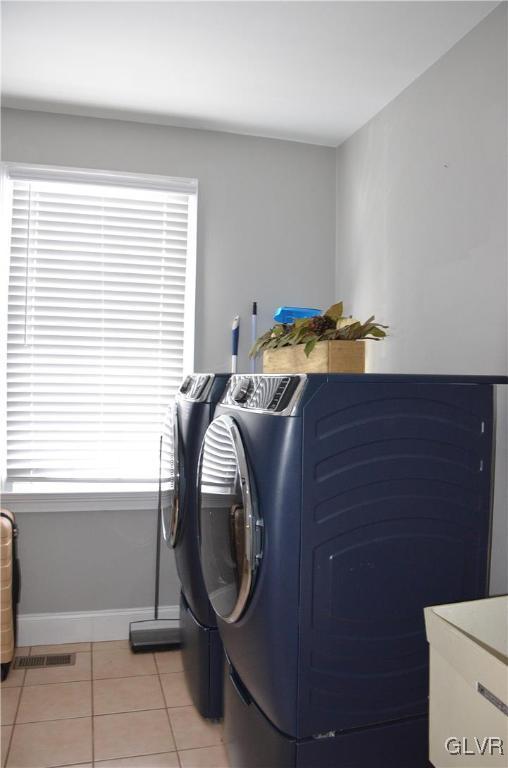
20, 678, 93, 688
7, 686, 195, 728
95, 756, 178, 767
4, 646, 29, 767
21, 672, 162, 689
10, 708, 170, 728
28, 644, 91, 654
156, 651, 225, 758
21, 670, 166, 689
22, 676, 91, 688
48, 760, 90, 768
155, 654, 181, 765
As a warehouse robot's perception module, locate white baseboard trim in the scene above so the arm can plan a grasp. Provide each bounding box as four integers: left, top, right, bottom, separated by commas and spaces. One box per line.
18, 605, 179, 646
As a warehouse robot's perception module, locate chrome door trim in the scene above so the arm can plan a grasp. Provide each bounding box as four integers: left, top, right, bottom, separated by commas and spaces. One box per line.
199, 414, 261, 624
162, 401, 181, 548
226, 415, 260, 623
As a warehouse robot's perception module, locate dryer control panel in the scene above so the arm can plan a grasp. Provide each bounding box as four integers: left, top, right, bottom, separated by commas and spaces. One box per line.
177, 374, 213, 402
222, 375, 306, 414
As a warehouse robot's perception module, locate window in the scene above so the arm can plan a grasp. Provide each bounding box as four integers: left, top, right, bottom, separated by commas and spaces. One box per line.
1, 165, 197, 493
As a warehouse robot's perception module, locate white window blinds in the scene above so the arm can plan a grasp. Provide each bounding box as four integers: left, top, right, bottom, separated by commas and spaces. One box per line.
5, 169, 196, 486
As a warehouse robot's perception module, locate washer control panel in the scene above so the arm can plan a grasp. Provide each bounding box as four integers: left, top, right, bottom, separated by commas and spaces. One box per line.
222, 375, 305, 414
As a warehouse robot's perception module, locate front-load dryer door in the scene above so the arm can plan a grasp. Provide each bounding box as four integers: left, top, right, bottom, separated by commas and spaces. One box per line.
198, 415, 262, 623
160, 401, 182, 547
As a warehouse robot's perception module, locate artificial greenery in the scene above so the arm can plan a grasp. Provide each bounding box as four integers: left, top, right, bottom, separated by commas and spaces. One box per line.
249, 302, 388, 358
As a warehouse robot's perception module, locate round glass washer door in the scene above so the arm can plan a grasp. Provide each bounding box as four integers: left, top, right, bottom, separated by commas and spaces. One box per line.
160, 401, 181, 547
198, 415, 262, 623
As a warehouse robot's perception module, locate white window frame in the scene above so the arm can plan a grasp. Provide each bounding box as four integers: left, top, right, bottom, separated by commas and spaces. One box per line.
0, 162, 198, 512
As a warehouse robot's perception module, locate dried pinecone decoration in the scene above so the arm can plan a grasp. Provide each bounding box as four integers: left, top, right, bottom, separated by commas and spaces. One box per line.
306, 315, 336, 334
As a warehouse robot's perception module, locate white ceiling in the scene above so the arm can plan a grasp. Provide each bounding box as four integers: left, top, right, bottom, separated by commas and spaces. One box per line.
1, 1, 498, 147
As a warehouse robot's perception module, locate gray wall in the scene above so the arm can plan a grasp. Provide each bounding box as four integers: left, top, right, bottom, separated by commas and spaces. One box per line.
335, 4, 508, 593
1, 111, 336, 614
1, 108, 336, 374
16, 507, 178, 613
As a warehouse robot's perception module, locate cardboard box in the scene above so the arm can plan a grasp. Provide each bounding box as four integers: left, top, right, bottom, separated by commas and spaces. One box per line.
425, 596, 508, 767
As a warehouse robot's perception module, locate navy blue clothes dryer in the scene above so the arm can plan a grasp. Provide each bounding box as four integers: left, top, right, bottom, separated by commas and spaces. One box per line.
160, 372, 230, 719
197, 373, 506, 767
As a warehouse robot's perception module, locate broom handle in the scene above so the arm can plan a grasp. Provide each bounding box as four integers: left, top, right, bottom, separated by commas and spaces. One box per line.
154, 434, 163, 620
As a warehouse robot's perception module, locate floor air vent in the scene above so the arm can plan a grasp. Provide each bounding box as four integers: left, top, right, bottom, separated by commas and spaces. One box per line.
14, 653, 76, 669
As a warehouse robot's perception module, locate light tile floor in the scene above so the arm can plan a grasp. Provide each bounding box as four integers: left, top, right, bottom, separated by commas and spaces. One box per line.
1, 642, 229, 768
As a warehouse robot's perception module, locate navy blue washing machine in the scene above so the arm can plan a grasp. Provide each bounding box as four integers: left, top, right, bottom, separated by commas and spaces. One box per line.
197, 373, 506, 767
161, 372, 230, 719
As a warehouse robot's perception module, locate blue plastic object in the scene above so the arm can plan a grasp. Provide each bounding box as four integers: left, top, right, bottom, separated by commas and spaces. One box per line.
273, 306, 321, 324
231, 328, 239, 355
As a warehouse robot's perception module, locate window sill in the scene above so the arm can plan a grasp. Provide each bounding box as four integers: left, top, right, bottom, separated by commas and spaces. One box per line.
1, 489, 159, 514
